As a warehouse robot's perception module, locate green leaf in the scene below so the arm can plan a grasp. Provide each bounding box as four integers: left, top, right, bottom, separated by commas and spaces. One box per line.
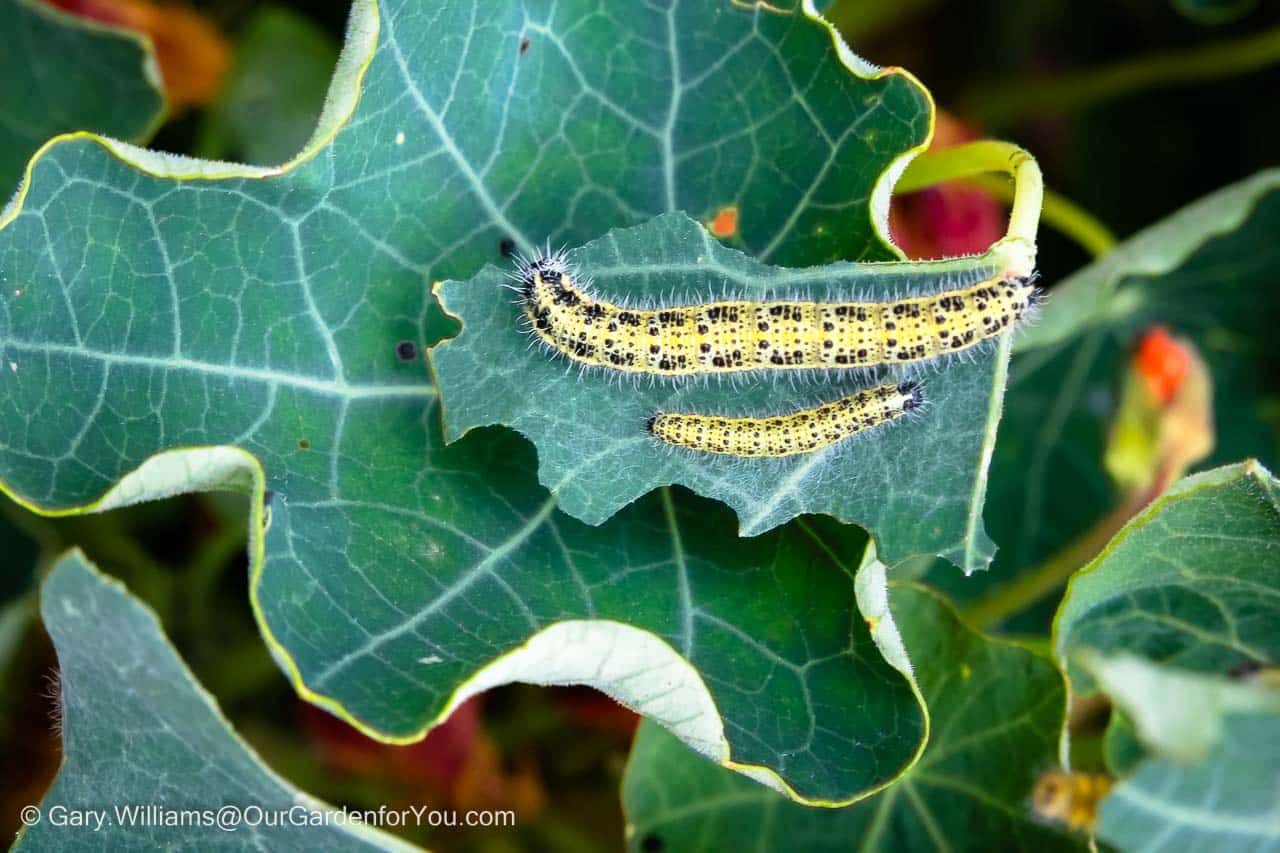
0, 0, 165, 195
17, 550, 412, 851
934, 170, 1280, 630
1172, 0, 1257, 25
1081, 652, 1280, 765
0, 0, 946, 800
1053, 464, 1280, 851
622, 582, 1080, 852
434, 210, 1021, 559
1099, 708, 1280, 853
198, 6, 340, 166
1019, 169, 1280, 358
1077, 657, 1280, 853
1055, 461, 1280, 689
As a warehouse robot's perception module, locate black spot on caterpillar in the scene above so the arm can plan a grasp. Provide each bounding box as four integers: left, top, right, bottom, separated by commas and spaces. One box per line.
646, 381, 922, 457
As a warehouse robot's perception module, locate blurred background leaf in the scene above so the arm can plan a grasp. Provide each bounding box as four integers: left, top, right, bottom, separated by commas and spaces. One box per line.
0, 0, 165, 194
1054, 462, 1280, 851
43, 0, 229, 110
195, 5, 338, 166
1056, 461, 1278, 693
927, 172, 1280, 633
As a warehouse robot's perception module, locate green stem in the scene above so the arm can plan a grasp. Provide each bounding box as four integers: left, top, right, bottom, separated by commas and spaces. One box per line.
963, 519, 1118, 631
897, 140, 1115, 260
897, 140, 1044, 247
963, 26, 1280, 126
970, 175, 1117, 259
964, 472, 1173, 630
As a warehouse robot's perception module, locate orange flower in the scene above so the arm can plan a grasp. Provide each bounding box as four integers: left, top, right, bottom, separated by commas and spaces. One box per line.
1105, 325, 1214, 498
44, 0, 230, 109
1134, 325, 1191, 405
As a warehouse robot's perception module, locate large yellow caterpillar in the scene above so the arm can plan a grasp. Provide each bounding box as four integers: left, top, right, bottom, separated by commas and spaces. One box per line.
647, 382, 921, 457
518, 254, 1035, 377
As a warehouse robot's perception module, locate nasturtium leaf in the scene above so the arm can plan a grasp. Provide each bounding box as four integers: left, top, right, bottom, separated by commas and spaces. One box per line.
1081, 653, 1280, 765
1074, 657, 1280, 853
930, 170, 1280, 629
0, 0, 946, 801
17, 551, 412, 851
0, 0, 164, 195
1099, 708, 1280, 853
1053, 463, 1280, 850
623, 583, 1080, 853
1056, 461, 1280, 691
434, 211, 1025, 557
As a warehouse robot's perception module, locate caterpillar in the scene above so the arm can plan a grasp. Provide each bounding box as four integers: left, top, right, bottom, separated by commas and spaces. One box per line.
516, 253, 1035, 378
646, 381, 922, 458
1031, 770, 1113, 832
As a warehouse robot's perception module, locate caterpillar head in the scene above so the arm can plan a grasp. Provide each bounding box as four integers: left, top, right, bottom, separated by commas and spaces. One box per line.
515, 250, 572, 295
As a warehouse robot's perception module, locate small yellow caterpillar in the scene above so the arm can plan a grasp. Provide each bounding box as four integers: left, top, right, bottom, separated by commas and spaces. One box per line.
1032, 770, 1113, 832
646, 382, 922, 457
517, 253, 1035, 377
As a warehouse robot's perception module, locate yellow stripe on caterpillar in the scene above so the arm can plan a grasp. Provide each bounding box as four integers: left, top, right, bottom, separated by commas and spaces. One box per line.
647, 382, 922, 458
518, 254, 1035, 377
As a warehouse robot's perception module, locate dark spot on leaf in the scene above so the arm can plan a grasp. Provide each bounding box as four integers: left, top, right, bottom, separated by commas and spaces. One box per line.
499, 237, 516, 257
640, 833, 664, 853
519, 36, 530, 54
1228, 658, 1263, 679
297, 438, 311, 450
395, 340, 418, 361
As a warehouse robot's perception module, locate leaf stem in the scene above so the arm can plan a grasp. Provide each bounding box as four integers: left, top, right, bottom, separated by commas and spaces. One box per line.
962, 514, 1122, 631
897, 140, 1043, 248
962, 26, 1280, 126
898, 140, 1115, 260
963, 473, 1173, 630
970, 175, 1117, 259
